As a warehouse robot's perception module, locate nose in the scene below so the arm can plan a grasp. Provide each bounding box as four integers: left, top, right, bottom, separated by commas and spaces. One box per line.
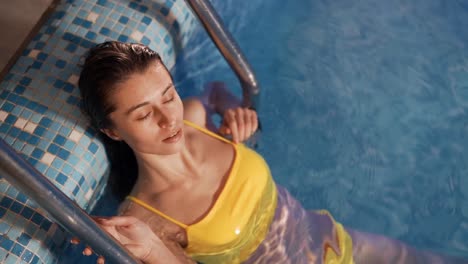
158, 110, 176, 129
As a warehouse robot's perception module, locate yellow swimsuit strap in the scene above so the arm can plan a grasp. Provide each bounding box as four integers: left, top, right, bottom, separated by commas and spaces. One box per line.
183, 119, 233, 145
126, 196, 188, 229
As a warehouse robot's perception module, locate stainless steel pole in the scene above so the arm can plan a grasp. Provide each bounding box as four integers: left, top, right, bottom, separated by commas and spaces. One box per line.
184, 0, 260, 110
0, 139, 141, 264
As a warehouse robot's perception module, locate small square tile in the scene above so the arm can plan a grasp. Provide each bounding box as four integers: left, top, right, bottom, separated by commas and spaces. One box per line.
14, 117, 28, 129
41, 153, 55, 166
0, 110, 8, 121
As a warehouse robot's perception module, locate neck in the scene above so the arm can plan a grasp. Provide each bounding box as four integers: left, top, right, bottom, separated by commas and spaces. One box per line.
133, 145, 198, 194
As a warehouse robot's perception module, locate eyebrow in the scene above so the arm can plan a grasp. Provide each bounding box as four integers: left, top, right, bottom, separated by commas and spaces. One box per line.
124, 83, 173, 115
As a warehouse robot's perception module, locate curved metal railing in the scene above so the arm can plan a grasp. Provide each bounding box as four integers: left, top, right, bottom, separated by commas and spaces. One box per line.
185, 0, 261, 110
0, 1, 259, 263
0, 139, 141, 264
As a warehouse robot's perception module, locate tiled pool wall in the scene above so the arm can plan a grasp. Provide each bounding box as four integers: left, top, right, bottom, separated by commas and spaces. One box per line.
0, 0, 196, 263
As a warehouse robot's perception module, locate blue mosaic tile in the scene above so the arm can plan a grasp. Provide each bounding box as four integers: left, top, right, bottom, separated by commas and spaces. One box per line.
26, 157, 38, 166
1, 102, 14, 112
53, 135, 66, 146
0, 196, 13, 208
17, 233, 32, 247
68, 154, 80, 166
40, 220, 52, 232
138, 5, 148, 13
14, 85, 26, 94
0, 237, 14, 251
119, 15, 129, 24
11, 243, 24, 256
0, 124, 10, 133
45, 166, 59, 179
0, 91, 8, 99
5, 254, 18, 264
128, 2, 138, 10
0, 207, 5, 218
35, 162, 48, 174
72, 186, 79, 196
58, 149, 70, 160
83, 152, 93, 163
63, 82, 75, 93
30, 254, 39, 264
47, 144, 59, 155
33, 126, 46, 137
18, 131, 29, 142
28, 135, 40, 145
31, 148, 44, 160
88, 142, 98, 154
21, 249, 34, 262
20, 207, 34, 220
56, 173, 68, 186
23, 224, 36, 237
7, 127, 19, 138
20, 109, 33, 119
51, 158, 64, 170
10, 201, 23, 214
55, 59, 67, 69
15, 193, 28, 204
141, 15, 152, 25
0, 222, 10, 234
11, 106, 22, 116
30, 213, 44, 226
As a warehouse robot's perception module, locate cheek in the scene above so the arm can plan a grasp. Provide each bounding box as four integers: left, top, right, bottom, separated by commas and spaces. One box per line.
175, 97, 184, 117
118, 121, 156, 145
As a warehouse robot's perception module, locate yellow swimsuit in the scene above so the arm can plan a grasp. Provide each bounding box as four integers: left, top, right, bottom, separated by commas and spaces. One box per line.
127, 120, 354, 264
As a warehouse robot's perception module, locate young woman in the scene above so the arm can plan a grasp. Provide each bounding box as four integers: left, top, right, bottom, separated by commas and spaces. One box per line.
76, 41, 466, 264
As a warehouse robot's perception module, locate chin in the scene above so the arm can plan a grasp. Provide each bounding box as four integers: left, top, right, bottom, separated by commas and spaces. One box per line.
154, 136, 186, 155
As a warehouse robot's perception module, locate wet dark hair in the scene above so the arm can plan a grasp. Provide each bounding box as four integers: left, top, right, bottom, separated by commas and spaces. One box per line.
78, 41, 164, 202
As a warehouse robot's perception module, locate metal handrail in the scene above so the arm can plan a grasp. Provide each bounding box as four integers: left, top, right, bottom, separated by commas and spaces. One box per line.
184, 0, 260, 110
0, 2, 260, 264
0, 139, 141, 264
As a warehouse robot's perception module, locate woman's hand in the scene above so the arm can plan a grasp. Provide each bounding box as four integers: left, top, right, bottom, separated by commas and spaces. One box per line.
71, 216, 182, 264
94, 216, 159, 262
219, 107, 258, 143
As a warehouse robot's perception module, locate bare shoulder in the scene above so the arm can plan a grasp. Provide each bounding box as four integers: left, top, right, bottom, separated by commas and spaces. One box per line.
183, 97, 207, 128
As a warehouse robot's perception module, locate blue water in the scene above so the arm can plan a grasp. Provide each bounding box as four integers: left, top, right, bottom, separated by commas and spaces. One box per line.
174, 0, 468, 259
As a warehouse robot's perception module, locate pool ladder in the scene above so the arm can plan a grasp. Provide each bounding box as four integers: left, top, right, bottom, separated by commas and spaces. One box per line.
0, 0, 260, 263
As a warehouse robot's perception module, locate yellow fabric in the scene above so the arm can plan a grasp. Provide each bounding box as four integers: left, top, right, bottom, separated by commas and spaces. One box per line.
317, 210, 355, 264
127, 120, 277, 263
127, 120, 354, 263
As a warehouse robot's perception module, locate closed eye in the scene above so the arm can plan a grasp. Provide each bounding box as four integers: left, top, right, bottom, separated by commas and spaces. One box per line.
163, 97, 174, 103
137, 112, 152, 121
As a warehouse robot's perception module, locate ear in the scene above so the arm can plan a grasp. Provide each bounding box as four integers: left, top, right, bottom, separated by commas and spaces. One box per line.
100, 128, 122, 141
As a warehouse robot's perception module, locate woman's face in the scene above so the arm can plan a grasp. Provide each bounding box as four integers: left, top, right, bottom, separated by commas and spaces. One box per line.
103, 61, 185, 155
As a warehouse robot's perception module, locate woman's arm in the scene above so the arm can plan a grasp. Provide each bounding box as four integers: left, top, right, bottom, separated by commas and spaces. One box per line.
201, 81, 242, 116
183, 81, 258, 143
95, 216, 195, 264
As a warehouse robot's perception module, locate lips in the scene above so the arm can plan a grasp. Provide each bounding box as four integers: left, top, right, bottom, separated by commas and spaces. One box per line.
163, 128, 182, 143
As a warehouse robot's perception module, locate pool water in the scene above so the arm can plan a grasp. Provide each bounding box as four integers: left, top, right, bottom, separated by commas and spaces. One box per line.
174, 0, 468, 259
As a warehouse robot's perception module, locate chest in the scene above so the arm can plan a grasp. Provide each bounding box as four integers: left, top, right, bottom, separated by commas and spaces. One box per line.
157, 132, 236, 225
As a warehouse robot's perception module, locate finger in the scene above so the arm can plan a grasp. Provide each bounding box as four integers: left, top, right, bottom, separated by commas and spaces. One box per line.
225, 110, 239, 143
244, 109, 253, 139
70, 237, 80, 244
96, 215, 139, 226
218, 125, 231, 135
83, 246, 93, 256
97, 256, 105, 264
251, 110, 258, 135
235, 108, 246, 142
125, 244, 151, 260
